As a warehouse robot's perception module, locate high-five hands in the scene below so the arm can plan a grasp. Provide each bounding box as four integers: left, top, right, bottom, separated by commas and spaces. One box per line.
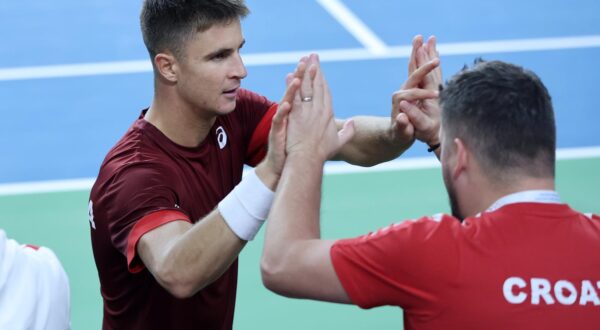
285, 54, 355, 163
393, 35, 443, 152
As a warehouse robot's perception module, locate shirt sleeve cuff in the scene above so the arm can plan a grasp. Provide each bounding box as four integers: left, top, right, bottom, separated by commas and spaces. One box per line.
126, 209, 191, 273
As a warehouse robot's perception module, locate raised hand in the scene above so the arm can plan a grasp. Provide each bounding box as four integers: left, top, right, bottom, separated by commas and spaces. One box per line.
258, 61, 305, 187
286, 54, 355, 163
393, 35, 443, 149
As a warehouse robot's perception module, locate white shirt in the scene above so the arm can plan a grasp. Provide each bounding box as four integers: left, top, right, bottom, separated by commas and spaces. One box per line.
0, 230, 71, 329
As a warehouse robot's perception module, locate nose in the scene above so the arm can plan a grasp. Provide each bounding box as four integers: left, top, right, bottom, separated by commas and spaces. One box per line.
231, 52, 247, 80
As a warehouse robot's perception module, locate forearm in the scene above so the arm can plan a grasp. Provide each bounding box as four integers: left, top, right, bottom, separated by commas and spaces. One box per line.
262, 153, 323, 280
142, 167, 277, 298
143, 213, 245, 298
261, 153, 351, 302
333, 116, 413, 166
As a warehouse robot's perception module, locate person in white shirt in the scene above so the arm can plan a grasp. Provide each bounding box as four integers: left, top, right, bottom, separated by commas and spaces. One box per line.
0, 229, 70, 330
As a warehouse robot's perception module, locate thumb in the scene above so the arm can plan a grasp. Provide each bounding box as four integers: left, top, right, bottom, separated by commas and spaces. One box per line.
271, 101, 292, 131
399, 100, 428, 128
337, 119, 356, 147
395, 112, 414, 138
285, 73, 294, 86
273, 102, 292, 128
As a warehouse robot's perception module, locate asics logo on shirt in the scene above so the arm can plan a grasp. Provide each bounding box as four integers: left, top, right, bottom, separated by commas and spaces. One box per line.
216, 126, 227, 149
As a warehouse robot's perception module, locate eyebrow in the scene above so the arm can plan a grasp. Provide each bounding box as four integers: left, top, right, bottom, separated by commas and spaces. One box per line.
204, 39, 246, 60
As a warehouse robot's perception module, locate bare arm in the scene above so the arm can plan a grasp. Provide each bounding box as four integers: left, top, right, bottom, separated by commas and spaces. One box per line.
329, 38, 441, 166
136, 71, 303, 299
332, 116, 413, 166
138, 211, 244, 298
261, 154, 350, 302
137, 159, 284, 298
261, 56, 353, 303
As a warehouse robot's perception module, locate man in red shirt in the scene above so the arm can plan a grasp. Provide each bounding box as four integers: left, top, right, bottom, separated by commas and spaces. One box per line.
261, 38, 600, 329
89, 1, 420, 329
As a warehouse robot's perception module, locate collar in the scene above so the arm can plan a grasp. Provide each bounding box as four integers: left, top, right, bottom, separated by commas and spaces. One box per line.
486, 190, 561, 212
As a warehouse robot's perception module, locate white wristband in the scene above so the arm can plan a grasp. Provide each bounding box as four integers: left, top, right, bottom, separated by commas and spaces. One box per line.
218, 169, 275, 241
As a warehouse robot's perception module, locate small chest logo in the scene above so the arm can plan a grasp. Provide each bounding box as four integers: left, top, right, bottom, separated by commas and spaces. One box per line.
216, 126, 228, 149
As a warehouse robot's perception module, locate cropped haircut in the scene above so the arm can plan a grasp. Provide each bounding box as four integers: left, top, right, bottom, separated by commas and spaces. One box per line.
140, 0, 249, 60
440, 60, 556, 180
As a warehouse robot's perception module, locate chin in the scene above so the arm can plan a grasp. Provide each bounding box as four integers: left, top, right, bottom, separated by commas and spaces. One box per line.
216, 101, 237, 116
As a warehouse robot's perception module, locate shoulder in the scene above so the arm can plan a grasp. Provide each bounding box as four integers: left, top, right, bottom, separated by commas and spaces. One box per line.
92, 142, 179, 206
334, 213, 462, 250
0, 231, 70, 328
584, 213, 600, 221
0, 229, 68, 287
97, 118, 178, 184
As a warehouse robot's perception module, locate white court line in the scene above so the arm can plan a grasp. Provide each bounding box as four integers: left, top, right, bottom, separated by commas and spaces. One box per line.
1, 35, 600, 81
0, 178, 96, 196
316, 0, 388, 54
1, 146, 599, 196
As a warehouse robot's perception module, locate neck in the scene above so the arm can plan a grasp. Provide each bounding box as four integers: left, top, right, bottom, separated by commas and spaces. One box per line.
145, 89, 216, 148
461, 176, 555, 218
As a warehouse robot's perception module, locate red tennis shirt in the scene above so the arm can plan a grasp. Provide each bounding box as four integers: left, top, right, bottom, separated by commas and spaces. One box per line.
331, 193, 600, 329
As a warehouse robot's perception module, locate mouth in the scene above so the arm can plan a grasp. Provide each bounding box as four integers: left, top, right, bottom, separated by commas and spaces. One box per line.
223, 87, 239, 96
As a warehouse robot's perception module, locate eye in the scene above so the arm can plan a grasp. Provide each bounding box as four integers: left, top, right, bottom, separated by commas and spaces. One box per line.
211, 50, 231, 61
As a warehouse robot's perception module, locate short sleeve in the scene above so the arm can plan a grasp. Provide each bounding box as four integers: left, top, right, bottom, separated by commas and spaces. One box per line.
330, 215, 461, 311
234, 89, 276, 166
98, 164, 191, 272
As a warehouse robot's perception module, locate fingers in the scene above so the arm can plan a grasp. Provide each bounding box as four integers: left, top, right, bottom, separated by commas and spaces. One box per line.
280, 77, 301, 106
312, 58, 325, 108
392, 88, 439, 104
398, 100, 439, 144
300, 58, 318, 101
280, 58, 307, 105
427, 36, 439, 58
420, 36, 442, 85
427, 36, 443, 85
415, 44, 430, 68
273, 101, 292, 127
309, 54, 332, 114
399, 100, 429, 128
404, 57, 440, 89
394, 112, 415, 139
285, 73, 294, 86
408, 35, 423, 76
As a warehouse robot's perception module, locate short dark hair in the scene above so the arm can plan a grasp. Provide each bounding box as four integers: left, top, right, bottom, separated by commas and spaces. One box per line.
140, 0, 249, 59
440, 60, 556, 180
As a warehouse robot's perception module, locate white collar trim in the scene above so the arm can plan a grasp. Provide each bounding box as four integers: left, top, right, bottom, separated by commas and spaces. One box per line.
486, 190, 561, 212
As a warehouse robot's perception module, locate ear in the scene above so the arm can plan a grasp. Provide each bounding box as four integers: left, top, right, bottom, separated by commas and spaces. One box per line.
154, 52, 178, 83
452, 138, 469, 180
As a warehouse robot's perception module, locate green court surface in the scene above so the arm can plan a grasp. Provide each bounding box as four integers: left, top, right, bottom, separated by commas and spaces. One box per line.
0, 157, 598, 329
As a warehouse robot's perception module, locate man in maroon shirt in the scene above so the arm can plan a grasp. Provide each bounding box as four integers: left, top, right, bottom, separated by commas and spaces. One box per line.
261, 38, 600, 329
89, 1, 421, 329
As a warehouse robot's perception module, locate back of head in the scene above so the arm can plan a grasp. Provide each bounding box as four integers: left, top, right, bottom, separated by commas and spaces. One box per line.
140, 0, 249, 60
440, 60, 556, 182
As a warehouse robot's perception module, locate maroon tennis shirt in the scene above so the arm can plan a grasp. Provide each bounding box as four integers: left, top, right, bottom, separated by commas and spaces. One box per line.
89, 89, 275, 329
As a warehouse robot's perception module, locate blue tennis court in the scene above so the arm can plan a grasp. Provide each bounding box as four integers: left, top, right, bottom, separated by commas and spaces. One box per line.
1, 0, 599, 184
0, 1, 599, 329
